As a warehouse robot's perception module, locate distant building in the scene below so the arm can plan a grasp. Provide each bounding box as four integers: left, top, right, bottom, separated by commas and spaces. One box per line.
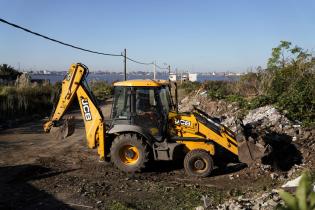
181, 73, 188, 82
188, 73, 198, 82
43, 70, 51, 75
169, 73, 177, 81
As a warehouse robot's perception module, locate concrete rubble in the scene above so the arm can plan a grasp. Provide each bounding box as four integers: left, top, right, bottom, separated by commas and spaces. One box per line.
179, 94, 314, 143
182, 93, 315, 210
216, 190, 284, 210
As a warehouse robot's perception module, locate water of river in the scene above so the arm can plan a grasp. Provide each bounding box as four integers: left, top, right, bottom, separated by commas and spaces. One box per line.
31, 73, 239, 84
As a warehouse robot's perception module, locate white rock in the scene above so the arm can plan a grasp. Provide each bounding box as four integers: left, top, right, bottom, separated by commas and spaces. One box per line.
195, 206, 204, 210
270, 173, 278, 180
199, 91, 207, 96
282, 175, 302, 188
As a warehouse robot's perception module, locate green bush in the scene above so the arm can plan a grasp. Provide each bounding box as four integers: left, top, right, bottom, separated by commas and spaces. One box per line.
277, 171, 315, 210
179, 81, 202, 94
90, 80, 113, 102
0, 84, 54, 122
237, 71, 263, 96
274, 70, 315, 124
262, 40, 315, 124
180, 41, 315, 125
0, 64, 20, 80
225, 94, 247, 107
204, 81, 235, 100
246, 95, 272, 110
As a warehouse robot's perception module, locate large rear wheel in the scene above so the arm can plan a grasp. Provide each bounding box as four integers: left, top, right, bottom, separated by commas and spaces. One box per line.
184, 149, 214, 177
110, 133, 149, 173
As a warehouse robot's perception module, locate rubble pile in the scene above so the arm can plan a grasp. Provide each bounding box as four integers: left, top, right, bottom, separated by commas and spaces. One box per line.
179, 95, 241, 130
216, 191, 283, 210
179, 95, 315, 145
180, 93, 314, 173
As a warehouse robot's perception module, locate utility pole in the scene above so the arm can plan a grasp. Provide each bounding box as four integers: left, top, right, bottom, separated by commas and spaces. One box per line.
175, 68, 178, 81
124, 48, 127, 81
153, 61, 156, 80
181, 71, 183, 85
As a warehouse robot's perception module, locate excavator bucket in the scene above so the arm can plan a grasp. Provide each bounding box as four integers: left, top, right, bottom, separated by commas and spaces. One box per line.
237, 139, 267, 164
50, 117, 76, 140
235, 120, 271, 164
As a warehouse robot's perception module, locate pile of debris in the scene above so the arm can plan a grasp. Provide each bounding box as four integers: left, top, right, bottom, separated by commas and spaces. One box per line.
181, 93, 315, 210
179, 94, 314, 144
216, 190, 283, 210
180, 94, 314, 170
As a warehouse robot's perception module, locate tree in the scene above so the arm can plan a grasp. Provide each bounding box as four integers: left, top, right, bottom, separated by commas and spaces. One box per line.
267, 41, 312, 70
0, 64, 21, 80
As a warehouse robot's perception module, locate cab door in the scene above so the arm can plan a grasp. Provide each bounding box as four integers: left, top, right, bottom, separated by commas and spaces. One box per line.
133, 87, 163, 139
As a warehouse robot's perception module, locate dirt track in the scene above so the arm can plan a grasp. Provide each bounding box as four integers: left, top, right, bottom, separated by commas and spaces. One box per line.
0, 103, 284, 210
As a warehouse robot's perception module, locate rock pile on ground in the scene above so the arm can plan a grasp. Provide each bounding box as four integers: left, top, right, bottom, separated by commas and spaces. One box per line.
179, 94, 314, 145
216, 190, 283, 210
182, 94, 315, 210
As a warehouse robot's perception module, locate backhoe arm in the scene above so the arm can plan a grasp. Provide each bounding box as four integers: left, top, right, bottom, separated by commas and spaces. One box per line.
44, 63, 85, 131
44, 63, 106, 159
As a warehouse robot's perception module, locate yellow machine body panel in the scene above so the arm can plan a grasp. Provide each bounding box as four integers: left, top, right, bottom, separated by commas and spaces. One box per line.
76, 86, 105, 158
177, 141, 215, 155
168, 111, 239, 156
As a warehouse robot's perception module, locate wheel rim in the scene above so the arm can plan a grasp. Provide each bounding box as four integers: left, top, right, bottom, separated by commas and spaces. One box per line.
191, 158, 208, 173
119, 145, 140, 165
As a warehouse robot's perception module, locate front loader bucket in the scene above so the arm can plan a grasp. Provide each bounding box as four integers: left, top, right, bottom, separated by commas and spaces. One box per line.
235, 119, 271, 164
237, 140, 267, 164
50, 117, 75, 140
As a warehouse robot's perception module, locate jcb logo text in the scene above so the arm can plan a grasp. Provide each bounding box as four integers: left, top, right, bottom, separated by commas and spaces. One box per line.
81, 99, 92, 121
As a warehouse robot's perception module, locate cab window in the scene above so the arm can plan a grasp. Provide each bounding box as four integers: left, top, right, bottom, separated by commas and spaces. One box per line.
158, 87, 171, 113
112, 86, 130, 119
135, 88, 157, 114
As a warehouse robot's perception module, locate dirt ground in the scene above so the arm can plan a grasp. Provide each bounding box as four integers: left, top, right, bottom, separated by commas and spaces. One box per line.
0, 101, 307, 210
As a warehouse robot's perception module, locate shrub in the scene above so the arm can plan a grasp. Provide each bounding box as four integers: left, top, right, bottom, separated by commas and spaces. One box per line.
179, 81, 202, 94
278, 171, 315, 210
263, 41, 315, 124
90, 80, 113, 102
204, 81, 236, 100
272, 70, 315, 124
246, 95, 272, 110
237, 71, 262, 96
0, 84, 53, 122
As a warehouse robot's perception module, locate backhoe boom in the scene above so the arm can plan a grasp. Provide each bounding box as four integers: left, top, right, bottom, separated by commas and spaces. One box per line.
44, 63, 106, 159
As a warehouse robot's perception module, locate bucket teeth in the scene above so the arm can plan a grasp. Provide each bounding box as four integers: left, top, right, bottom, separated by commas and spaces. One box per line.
50, 117, 75, 140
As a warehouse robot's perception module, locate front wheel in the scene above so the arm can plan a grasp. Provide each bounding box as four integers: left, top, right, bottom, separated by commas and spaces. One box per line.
184, 149, 214, 177
110, 133, 149, 173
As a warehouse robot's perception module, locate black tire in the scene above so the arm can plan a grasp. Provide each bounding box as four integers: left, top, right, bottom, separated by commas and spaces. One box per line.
110, 133, 149, 173
184, 149, 214, 177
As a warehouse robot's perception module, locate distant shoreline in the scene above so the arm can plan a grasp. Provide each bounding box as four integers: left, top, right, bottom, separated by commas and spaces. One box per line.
30, 74, 240, 84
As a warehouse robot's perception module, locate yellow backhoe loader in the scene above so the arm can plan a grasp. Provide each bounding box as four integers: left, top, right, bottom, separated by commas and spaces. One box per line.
44, 63, 268, 177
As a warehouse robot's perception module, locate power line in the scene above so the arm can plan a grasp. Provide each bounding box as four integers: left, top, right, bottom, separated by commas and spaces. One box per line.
155, 63, 168, 70
0, 17, 169, 68
126, 56, 153, 65
0, 18, 122, 57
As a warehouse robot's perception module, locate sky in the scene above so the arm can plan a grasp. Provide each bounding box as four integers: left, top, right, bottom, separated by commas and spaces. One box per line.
0, 0, 314, 72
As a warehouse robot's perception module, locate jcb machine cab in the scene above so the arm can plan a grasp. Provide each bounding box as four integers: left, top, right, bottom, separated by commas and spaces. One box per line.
44, 63, 267, 177
111, 80, 171, 140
